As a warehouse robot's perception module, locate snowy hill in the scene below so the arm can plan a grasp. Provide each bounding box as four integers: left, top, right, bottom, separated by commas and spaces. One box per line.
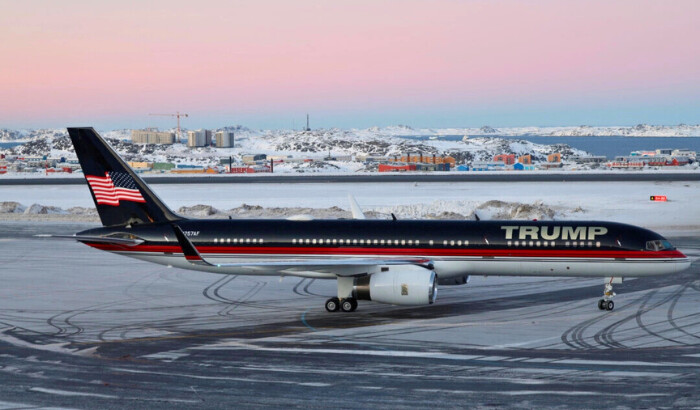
0, 127, 591, 172
2, 123, 699, 144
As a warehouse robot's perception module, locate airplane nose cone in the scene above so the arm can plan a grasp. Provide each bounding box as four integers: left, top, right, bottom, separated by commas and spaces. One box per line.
678, 259, 692, 273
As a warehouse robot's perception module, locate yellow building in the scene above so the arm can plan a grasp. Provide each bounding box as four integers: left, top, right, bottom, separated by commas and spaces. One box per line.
389, 154, 456, 166
128, 161, 154, 170
169, 167, 219, 174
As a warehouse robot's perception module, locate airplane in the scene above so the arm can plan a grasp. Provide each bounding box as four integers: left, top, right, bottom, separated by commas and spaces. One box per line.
46, 127, 691, 313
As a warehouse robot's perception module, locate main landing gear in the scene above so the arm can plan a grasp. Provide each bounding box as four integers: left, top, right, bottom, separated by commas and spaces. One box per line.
325, 276, 359, 312
325, 297, 357, 312
597, 277, 618, 311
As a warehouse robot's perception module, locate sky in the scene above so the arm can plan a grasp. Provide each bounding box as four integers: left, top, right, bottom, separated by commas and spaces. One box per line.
0, 0, 698, 130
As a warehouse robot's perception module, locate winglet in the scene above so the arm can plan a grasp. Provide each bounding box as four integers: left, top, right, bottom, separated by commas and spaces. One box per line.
172, 224, 212, 266
348, 194, 366, 220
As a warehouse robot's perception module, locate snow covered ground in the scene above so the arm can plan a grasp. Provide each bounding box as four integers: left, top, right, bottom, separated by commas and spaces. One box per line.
2, 126, 592, 171
3, 123, 699, 144
2, 180, 698, 235
4, 124, 699, 175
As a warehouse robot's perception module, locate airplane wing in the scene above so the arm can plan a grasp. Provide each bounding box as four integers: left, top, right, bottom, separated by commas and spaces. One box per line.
35, 234, 144, 246
348, 193, 366, 219
171, 224, 432, 276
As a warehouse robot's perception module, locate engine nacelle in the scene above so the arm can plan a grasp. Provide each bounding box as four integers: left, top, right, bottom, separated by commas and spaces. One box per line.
354, 266, 437, 305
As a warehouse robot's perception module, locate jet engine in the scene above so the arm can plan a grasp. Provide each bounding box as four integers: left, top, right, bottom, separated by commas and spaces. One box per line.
353, 266, 437, 305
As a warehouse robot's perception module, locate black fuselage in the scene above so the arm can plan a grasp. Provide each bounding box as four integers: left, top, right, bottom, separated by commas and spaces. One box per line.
80, 219, 667, 254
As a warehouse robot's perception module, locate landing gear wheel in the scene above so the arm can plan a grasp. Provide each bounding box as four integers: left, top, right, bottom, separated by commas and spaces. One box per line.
599, 278, 617, 312
325, 297, 340, 312
340, 297, 358, 312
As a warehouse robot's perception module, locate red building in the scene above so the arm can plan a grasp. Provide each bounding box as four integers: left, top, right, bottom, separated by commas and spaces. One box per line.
494, 154, 516, 165
379, 164, 417, 172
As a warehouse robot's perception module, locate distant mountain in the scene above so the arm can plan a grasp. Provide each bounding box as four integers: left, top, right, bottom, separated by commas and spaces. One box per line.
363, 124, 700, 137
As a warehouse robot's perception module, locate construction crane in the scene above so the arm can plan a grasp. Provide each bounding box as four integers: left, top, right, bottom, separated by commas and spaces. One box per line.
149, 112, 189, 140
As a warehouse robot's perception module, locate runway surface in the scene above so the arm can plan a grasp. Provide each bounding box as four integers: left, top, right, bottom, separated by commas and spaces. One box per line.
2, 221, 700, 408
2, 171, 700, 185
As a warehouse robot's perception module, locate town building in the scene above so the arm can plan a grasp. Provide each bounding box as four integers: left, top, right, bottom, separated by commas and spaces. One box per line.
470, 161, 506, 171
547, 153, 562, 163
672, 149, 696, 159
131, 129, 176, 144
388, 153, 456, 167
127, 161, 154, 172
241, 154, 267, 164
187, 130, 212, 147
493, 154, 516, 165
513, 163, 535, 171
569, 156, 607, 163
215, 131, 234, 148
518, 155, 532, 164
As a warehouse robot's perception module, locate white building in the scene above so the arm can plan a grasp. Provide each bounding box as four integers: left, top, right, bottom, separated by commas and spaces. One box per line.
672, 149, 696, 159
187, 130, 205, 147
187, 130, 213, 147
215, 131, 234, 148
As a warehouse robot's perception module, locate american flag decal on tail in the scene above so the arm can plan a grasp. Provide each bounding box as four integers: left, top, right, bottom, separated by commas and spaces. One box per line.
86, 172, 146, 206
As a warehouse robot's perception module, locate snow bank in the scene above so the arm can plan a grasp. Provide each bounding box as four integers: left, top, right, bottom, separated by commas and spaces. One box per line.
0, 202, 25, 213
0, 199, 571, 223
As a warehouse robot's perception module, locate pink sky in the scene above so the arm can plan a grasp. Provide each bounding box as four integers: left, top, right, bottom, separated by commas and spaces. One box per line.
0, 0, 698, 129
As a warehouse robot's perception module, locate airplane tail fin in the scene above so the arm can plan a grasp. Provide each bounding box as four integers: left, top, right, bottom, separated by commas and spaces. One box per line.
67, 127, 182, 227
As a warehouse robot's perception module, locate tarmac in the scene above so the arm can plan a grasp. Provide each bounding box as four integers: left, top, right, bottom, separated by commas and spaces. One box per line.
1, 221, 700, 408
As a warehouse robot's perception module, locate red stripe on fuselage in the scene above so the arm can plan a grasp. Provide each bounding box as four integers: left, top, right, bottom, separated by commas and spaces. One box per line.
84, 243, 688, 259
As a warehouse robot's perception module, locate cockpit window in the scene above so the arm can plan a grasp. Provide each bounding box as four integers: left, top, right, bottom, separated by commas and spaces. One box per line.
646, 240, 675, 251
